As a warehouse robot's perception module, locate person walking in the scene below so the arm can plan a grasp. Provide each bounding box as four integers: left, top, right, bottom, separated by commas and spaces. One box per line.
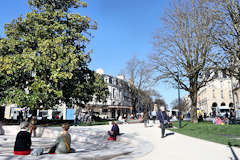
143, 110, 149, 128
19, 111, 23, 124
158, 106, 169, 138
74, 106, 80, 126
151, 110, 157, 124
30, 116, 37, 137
77, 112, 83, 126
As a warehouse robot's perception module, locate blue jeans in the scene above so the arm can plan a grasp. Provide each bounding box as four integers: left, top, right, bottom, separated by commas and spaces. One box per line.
74, 117, 78, 126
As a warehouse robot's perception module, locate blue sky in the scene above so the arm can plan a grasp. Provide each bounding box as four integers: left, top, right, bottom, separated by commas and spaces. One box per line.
0, 0, 186, 107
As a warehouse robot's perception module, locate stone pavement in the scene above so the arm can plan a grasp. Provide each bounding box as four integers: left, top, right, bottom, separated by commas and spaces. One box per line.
118, 122, 240, 160
1, 122, 239, 160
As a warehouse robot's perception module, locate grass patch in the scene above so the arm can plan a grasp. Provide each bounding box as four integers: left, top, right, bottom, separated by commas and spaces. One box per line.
77, 121, 109, 126
170, 121, 240, 147
41, 120, 109, 127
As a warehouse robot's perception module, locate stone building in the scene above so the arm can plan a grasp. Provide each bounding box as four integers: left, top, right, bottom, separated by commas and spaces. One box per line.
232, 79, 240, 110
2, 69, 132, 120
197, 70, 234, 115
87, 69, 132, 119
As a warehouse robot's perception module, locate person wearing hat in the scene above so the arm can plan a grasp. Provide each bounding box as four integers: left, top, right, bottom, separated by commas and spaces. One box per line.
14, 122, 32, 155
158, 106, 169, 138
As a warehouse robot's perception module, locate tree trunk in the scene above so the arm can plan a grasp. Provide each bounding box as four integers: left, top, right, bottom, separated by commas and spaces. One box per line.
190, 90, 198, 123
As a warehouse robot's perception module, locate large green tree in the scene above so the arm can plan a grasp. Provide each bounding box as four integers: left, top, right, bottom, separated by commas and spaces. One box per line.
0, 0, 108, 109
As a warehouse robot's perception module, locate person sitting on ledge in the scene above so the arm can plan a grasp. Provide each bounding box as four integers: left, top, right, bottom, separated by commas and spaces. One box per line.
108, 121, 120, 141
54, 123, 72, 154
14, 122, 32, 155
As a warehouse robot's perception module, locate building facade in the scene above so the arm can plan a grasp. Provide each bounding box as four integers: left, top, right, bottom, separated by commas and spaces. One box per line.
87, 69, 132, 119
197, 70, 234, 115
233, 79, 240, 109
2, 69, 132, 120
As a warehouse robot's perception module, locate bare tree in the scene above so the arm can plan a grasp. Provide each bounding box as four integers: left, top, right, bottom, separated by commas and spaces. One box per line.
146, 88, 167, 107
139, 89, 153, 112
150, 0, 216, 123
154, 98, 167, 108
139, 89, 167, 111
121, 55, 153, 113
211, 0, 240, 80
123, 55, 153, 90
171, 98, 190, 113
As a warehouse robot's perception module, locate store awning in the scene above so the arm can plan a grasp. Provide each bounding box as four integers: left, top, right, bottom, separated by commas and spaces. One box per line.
106, 106, 130, 109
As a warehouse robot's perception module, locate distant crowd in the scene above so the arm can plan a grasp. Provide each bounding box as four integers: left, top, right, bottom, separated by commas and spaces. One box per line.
212, 110, 237, 125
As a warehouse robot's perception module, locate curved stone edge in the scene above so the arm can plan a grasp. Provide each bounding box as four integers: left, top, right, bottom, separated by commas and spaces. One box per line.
2, 125, 153, 160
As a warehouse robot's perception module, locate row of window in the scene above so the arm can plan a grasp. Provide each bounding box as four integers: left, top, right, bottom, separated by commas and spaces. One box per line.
104, 76, 119, 86
212, 89, 232, 99
109, 88, 129, 100
208, 80, 232, 89
200, 81, 232, 97
207, 70, 228, 79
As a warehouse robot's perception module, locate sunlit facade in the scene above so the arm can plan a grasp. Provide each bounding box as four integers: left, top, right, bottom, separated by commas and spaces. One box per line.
197, 70, 234, 115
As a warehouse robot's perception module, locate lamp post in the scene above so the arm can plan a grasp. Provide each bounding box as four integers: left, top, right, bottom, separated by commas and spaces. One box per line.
177, 72, 181, 128
230, 75, 236, 110
229, 62, 236, 111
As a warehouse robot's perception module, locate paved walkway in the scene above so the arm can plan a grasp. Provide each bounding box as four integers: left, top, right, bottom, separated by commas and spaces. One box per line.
1, 123, 240, 160
118, 122, 240, 160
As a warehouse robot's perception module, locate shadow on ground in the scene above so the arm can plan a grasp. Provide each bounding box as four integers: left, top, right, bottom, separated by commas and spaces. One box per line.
228, 142, 239, 160
165, 132, 175, 137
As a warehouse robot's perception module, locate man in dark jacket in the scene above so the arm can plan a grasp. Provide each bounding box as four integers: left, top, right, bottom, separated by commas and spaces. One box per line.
14, 122, 32, 155
158, 106, 169, 138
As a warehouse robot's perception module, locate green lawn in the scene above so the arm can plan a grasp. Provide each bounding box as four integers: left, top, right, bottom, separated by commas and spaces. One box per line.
170, 121, 240, 147
41, 120, 109, 127
77, 121, 109, 126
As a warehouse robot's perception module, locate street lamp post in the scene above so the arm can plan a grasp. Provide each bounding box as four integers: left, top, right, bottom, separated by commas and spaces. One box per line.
177, 72, 181, 128
230, 75, 236, 110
